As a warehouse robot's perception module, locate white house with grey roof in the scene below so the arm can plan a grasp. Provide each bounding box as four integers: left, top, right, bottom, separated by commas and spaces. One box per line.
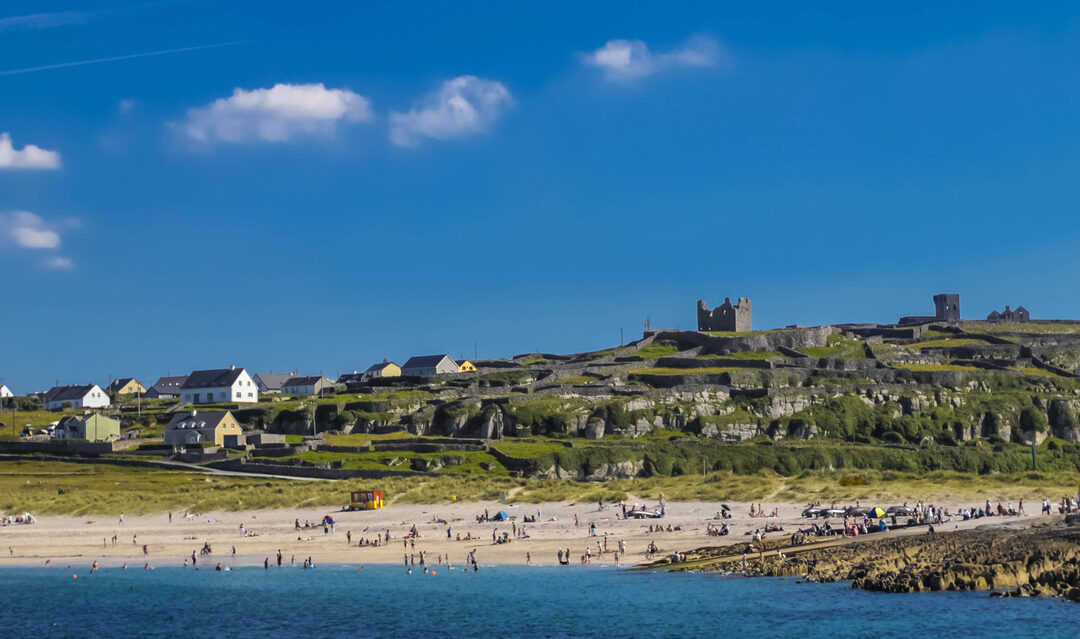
42, 384, 110, 411
282, 375, 333, 396
253, 372, 297, 394
0, 384, 12, 399
180, 367, 258, 404
146, 376, 187, 399
400, 355, 459, 377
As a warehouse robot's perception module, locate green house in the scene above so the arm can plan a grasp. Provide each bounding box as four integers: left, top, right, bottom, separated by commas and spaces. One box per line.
54, 414, 121, 442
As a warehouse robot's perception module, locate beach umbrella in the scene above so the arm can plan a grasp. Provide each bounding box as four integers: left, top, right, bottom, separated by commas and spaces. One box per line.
871, 507, 886, 518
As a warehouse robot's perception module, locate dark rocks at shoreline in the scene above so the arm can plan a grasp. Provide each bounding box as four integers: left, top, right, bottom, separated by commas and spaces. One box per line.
674, 522, 1080, 600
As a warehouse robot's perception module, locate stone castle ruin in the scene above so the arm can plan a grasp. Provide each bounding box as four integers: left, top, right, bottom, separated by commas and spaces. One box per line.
697, 297, 751, 332
987, 305, 1030, 322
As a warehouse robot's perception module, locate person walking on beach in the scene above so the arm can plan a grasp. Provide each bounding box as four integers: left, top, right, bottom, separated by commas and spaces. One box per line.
118, 513, 124, 525
447, 527, 452, 540
168, 512, 172, 523
347, 531, 351, 545
277, 550, 282, 567
526, 552, 533, 566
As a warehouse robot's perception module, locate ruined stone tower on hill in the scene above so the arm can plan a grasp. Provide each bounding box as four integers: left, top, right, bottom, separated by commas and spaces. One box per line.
697, 297, 752, 332
933, 294, 961, 322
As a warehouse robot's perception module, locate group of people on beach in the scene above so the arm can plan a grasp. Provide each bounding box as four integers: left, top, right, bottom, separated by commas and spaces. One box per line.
748, 504, 778, 518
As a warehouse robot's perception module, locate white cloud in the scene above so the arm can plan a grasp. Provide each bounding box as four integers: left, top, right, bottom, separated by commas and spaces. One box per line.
0, 132, 61, 169
3, 211, 61, 248
45, 256, 73, 270
583, 35, 722, 82
0, 212, 77, 271
180, 83, 374, 144
389, 76, 512, 147
0, 10, 91, 33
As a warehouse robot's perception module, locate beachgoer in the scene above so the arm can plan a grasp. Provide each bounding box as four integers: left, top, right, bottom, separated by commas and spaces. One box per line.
277, 550, 283, 567
264, 557, 269, 570
118, 513, 124, 525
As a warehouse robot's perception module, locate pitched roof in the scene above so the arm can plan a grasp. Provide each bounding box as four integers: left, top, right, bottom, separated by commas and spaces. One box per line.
166, 410, 232, 431
182, 369, 245, 389
337, 372, 365, 384
364, 361, 398, 373
43, 384, 97, 402
253, 373, 294, 391
150, 376, 188, 394
108, 377, 141, 392
402, 355, 456, 369
283, 376, 329, 387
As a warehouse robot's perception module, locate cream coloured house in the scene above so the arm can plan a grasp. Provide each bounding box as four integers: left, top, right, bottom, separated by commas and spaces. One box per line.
164, 410, 242, 447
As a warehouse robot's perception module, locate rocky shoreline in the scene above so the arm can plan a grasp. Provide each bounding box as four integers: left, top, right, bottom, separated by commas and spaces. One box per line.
662, 518, 1080, 601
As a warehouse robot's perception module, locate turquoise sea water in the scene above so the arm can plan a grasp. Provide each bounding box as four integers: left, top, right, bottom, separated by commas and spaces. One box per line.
1, 564, 1074, 638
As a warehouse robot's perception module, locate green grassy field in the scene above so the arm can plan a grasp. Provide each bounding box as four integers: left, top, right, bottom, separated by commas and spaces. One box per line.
967, 322, 1080, 335
892, 363, 980, 372
905, 338, 991, 350
628, 367, 738, 376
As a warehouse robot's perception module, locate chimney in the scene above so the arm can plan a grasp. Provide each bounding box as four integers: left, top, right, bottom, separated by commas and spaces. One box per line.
230, 364, 236, 371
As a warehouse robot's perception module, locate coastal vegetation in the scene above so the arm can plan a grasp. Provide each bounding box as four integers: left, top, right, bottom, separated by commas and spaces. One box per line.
0, 457, 1076, 516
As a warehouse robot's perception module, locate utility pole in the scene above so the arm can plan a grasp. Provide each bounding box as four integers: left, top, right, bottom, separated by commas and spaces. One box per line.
1031, 440, 1037, 471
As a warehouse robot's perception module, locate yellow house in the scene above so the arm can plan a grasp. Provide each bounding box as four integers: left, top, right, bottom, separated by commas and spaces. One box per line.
108, 377, 147, 395
457, 360, 477, 373
362, 361, 401, 382
164, 410, 243, 447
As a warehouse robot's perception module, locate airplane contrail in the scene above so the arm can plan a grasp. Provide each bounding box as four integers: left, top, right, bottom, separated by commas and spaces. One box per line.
0, 40, 249, 76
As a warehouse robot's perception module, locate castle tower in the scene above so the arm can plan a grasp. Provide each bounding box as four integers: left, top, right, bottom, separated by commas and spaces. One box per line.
933, 294, 960, 322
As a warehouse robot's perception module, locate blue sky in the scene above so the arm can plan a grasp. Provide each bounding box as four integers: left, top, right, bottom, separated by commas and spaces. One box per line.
2, 1, 1080, 392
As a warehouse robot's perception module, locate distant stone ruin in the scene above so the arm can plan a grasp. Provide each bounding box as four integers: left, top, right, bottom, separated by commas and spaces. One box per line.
987, 305, 1030, 322
697, 297, 751, 332
899, 293, 961, 325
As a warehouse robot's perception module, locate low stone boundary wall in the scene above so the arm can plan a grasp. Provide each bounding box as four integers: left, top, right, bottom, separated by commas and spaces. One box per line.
0, 439, 139, 455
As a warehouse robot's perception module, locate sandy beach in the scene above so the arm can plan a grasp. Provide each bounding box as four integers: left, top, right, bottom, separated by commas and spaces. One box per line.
0, 497, 1041, 570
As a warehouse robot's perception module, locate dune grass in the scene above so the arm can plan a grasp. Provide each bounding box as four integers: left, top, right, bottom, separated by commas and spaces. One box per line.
2, 459, 1074, 515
